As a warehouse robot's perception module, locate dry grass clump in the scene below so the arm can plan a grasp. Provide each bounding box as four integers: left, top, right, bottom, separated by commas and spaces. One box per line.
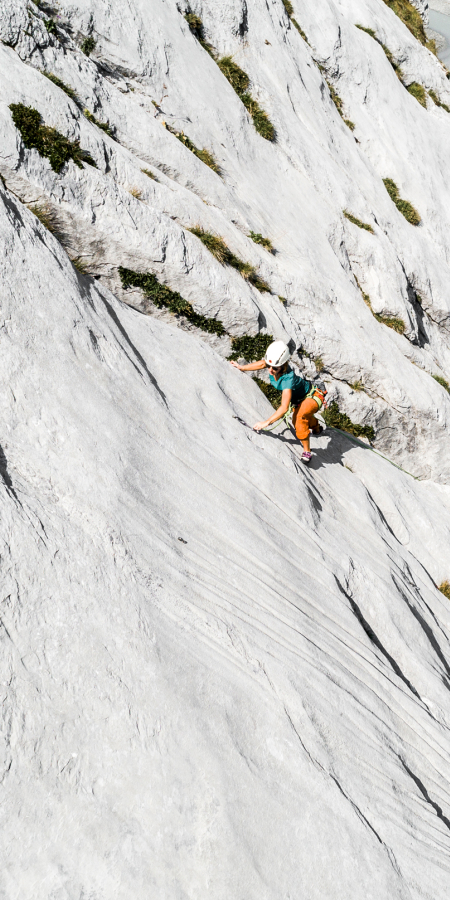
343, 210, 374, 233
383, 178, 421, 225
28, 202, 66, 241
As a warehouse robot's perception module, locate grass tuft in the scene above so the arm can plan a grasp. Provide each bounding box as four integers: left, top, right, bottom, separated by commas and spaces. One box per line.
190, 227, 270, 291
433, 374, 450, 392
439, 581, 450, 600
355, 24, 376, 38
42, 72, 79, 105
28, 202, 64, 240
373, 313, 406, 333
343, 210, 374, 233
84, 109, 115, 137
10, 103, 97, 173
253, 377, 280, 408
314, 356, 324, 372
249, 231, 274, 251
381, 0, 434, 50
128, 187, 142, 199
228, 333, 274, 361
278, 295, 287, 304
326, 80, 355, 130
428, 89, 450, 113
323, 401, 375, 441
164, 123, 221, 174
81, 36, 96, 56
406, 82, 427, 107
281, 0, 294, 15
184, 11, 215, 55
383, 178, 421, 225
119, 267, 225, 335
218, 57, 276, 141
141, 168, 158, 181
292, 19, 309, 42
349, 380, 364, 391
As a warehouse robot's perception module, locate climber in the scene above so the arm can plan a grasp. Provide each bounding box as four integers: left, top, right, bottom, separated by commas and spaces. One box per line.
230, 341, 326, 464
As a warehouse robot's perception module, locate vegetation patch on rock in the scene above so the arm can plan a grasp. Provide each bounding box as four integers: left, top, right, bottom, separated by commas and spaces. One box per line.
189, 227, 271, 292
433, 374, 450, 392
380, 0, 437, 52
163, 122, 220, 174
9, 103, 96, 173
323, 401, 375, 441
343, 210, 374, 233
253, 377, 280, 408
406, 82, 427, 107
383, 178, 421, 225
118, 267, 226, 335
227, 333, 274, 361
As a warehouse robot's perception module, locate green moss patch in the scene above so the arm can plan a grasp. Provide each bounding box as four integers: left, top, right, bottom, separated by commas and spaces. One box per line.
322, 401, 375, 441
343, 210, 374, 233
189, 227, 271, 292
383, 178, 421, 225
228, 333, 274, 361
118, 267, 225, 335
9, 103, 96, 173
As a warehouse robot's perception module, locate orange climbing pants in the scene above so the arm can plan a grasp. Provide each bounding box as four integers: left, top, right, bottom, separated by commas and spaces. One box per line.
292, 396, 320, 441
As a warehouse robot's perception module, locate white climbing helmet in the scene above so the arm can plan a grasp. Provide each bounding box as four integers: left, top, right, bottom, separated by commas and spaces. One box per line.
264, 340, 291, 368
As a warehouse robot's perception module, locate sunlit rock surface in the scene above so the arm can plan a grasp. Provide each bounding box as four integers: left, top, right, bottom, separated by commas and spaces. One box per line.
1, 1, 450, 897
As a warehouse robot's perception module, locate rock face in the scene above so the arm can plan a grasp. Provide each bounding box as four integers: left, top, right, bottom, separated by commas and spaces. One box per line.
1, 1, 450, 898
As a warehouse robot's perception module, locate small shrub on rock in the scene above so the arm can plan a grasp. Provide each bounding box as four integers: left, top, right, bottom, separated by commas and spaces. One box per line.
228, 334, 274, 361
45, 18, 57, 35
383, 178, 421, 225
118, 267, 225, 335
249, 231, 274, 251
323, 401, 375, 441
9, 103, 97, 173
81, 36, 96, 56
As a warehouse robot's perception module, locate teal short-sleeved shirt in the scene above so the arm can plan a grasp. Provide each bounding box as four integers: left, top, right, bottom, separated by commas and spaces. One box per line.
269, 367, 311, 405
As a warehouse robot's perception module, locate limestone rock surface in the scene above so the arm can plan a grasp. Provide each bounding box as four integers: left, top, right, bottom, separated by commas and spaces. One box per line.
1, 1, 450, 898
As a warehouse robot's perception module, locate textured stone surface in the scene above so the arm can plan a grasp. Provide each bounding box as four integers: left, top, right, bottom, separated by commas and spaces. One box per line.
1, 2, 450, 898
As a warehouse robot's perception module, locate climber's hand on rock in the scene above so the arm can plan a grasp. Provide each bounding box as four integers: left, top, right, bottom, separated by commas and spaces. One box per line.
229, 360, 243, 370
253, 422, 266, 432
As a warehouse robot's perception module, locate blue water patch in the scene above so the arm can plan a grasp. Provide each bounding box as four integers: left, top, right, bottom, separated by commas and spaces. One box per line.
429, 9, 450, 66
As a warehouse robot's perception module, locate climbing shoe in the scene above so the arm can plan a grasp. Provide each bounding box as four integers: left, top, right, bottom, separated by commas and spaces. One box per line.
301, 451, 312, 464
311, 425, 324, 435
